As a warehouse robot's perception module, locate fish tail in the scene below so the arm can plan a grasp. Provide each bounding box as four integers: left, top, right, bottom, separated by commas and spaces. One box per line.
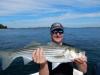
0, 51, 13, 70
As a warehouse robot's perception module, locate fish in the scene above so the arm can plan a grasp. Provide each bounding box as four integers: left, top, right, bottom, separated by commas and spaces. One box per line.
0, 40, 87, 70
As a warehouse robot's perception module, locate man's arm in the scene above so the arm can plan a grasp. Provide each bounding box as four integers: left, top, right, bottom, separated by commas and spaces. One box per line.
39, 63, 49, 75
32, 48, 49, 75
73, 58, 87, 73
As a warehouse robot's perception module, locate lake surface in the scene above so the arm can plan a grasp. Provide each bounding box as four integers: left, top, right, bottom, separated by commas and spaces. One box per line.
0, 28, 100, 75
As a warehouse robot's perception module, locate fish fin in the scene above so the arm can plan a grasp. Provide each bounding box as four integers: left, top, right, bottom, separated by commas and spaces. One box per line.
24, 39, 41, 48
52, 63, 61, 70
23, 57, 31, 65
0, 51, 13, 70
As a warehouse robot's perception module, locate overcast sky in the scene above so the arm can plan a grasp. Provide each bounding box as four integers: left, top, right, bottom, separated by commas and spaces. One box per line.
0, 0, 100, 28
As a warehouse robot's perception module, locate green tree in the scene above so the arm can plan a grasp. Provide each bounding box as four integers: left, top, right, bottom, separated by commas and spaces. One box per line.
0, 24, 7, 29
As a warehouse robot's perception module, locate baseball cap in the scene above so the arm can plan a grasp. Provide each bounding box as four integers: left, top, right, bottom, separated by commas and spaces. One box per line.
50, 23, 64, 32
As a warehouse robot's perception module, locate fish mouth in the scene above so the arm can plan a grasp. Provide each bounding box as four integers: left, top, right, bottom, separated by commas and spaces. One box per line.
81, 52, 87, 59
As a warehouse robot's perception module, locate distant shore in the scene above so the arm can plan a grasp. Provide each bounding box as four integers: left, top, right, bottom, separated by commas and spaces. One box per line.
81, 27, 100, 28
7, 27, 50, 29
2, 27, 100, 29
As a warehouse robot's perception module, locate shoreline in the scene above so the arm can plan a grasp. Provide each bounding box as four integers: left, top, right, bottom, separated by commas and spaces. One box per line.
1, 27, 100, 29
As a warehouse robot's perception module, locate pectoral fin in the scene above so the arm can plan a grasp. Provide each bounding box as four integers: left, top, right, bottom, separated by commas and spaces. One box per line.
23, 57, 32, 65
52, 63, 61, 70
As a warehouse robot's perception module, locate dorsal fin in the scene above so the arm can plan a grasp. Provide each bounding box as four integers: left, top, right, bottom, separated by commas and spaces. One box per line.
24, 40, 41, 48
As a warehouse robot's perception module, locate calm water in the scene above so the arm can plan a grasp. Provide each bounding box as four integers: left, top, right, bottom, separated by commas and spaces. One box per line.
0, 28, 100, 75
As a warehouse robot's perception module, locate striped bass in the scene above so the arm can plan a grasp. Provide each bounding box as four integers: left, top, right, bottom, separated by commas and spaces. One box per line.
0, 40, 87, 70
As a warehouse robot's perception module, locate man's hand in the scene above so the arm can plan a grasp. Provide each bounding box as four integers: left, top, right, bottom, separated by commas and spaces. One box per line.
73, 58, 87, 64
32, 48, 47, 65
72, 58, 87, 73
32, 48, 49, 75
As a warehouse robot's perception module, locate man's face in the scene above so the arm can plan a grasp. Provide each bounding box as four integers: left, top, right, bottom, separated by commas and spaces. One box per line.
51, 29, 64, 43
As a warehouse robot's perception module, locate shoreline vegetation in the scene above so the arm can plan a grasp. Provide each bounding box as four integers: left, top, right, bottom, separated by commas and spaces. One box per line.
7, 27, 69, 29
0, 24, 7, 29
29, 27, 50, 29
8, 27, 100, 29
81, 27, 100, 28
0, 24, 100, 29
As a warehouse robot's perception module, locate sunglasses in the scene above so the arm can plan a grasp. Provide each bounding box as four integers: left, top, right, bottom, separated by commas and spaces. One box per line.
52, 30, 64, 34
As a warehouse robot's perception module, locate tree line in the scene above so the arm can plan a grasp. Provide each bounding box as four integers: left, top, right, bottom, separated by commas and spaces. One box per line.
0, 24, 7, 29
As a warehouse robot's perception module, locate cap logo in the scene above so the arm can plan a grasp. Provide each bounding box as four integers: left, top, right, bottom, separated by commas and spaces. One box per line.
55, 24, 60, 26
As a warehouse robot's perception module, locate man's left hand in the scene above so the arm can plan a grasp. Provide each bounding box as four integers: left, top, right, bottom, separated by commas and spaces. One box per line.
72, 58, 87, 73
72, 58, 87, 64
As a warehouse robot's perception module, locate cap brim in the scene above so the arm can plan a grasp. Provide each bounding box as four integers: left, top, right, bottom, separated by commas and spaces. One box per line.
51, 27, 63, 31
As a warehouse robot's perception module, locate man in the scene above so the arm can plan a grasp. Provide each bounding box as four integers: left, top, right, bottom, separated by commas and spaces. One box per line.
32, 23, 87, 75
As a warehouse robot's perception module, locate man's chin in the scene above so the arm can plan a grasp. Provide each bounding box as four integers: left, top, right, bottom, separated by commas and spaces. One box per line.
55, 39, 61, 43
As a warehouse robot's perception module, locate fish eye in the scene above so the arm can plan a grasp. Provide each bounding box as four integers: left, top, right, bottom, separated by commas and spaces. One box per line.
76, 50, 80, 53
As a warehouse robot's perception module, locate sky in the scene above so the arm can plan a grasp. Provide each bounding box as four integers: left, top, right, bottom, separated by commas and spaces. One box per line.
0, 0, 100, 28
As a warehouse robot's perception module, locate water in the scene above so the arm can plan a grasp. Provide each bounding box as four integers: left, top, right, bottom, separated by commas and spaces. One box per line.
0, 28, 100, 75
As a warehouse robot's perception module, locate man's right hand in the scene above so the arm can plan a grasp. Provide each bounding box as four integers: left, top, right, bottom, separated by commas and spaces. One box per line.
32, 48, 49, 75
32, 48, 47, 65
